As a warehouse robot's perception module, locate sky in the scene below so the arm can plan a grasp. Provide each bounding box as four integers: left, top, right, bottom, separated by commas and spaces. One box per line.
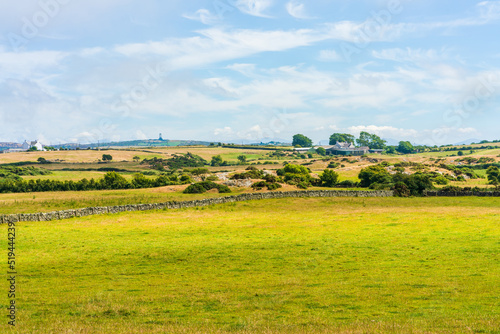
0, 0, 499, 146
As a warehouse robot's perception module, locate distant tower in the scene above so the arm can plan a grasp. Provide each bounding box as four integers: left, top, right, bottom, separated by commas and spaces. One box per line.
159, 133, 163, 141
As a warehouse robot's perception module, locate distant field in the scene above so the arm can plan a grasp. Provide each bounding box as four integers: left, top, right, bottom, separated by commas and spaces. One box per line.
2, 197, 499, 333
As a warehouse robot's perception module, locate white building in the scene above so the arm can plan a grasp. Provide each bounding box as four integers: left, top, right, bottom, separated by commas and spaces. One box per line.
14, 140, 45, 152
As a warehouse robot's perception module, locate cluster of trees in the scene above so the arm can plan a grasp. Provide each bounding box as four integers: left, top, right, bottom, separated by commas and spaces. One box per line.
0, 166, 52, 181
0, 172, 191, 194
141, 153, 208, 171
276, 164, 340, 189
358, 165, 434, 196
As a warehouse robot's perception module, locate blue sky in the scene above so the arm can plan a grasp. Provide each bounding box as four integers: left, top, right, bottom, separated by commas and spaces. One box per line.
0, 0, 499, 146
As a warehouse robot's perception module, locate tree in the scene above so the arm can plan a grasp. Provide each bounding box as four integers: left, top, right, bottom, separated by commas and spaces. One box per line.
190, 168, 210, 176
397, 141, 414, 154
329, 133, 355, 145
100, 172, 129, 189
356, 131, 387, 149
102, 154, 113, 162
486, 166, 500, 188
316, 147, 326, 156
386, 146, 396, 154
292, 134, 312, 147
237, 155, 247, 164
133, 156, 141, 162
37, 157, 48, 164
211, 155, 223, 167
320, 169, 339, 187
358, 165, 392, 188
457, 150, 464, 156
277, 164, 312, 188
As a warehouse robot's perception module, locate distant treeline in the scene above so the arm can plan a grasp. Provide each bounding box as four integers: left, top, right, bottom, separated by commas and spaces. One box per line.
0, 172, 189, 193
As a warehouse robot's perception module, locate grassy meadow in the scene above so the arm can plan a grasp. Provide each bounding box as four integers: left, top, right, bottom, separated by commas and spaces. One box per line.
2, 197, 499, 333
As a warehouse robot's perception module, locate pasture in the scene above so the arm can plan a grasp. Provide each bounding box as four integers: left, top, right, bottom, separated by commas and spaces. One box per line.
2, 197, 499, 333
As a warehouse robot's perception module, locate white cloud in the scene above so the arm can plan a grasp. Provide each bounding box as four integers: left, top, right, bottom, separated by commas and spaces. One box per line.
214, 126, 234, 136
348, 125, 419, 139
477, 1, 500, 21
286, 1, 311, 19
0, 50, 67, 79
372, 48, 445, 63
235, 0, 273, 18
226, 63, 257, 77
318, 50, 342, 62
114, 27, 325, 69
183, 9, 219, 25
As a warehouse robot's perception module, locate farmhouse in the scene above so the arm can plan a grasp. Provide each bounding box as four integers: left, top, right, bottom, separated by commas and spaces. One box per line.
325, 142, 370, 156
2, 140, 45, 153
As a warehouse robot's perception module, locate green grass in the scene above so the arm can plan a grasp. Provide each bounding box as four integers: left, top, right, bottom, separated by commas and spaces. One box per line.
0, 187, 246, 215
2, 197, 499, 333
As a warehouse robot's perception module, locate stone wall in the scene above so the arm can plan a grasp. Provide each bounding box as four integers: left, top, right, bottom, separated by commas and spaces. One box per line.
424, 190, 500, 197
0, 190, 393, 224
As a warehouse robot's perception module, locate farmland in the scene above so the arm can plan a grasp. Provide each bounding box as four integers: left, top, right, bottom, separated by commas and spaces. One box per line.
1, 146, 499, 333
1, 197, 499, 333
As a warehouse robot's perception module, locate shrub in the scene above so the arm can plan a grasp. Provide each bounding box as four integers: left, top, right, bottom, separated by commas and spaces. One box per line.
251, 181, 267, 190
102, 154, 113, 161
183, 181, 231, 194
319, 169, 339, 187
337, 180, 357, 188
434, 176, 449, 185
327, 162, 340, 169
393, 182, 410, 197
358, 165, 392, 188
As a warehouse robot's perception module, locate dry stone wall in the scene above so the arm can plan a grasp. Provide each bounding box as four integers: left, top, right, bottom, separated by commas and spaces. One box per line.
0, 190, 393, 224
424, 190, 500, 197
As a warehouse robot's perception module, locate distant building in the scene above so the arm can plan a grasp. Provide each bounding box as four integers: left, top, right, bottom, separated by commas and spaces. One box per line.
325, 142, 369, 156
4, 140, 45, 153
293, 147, 313, 152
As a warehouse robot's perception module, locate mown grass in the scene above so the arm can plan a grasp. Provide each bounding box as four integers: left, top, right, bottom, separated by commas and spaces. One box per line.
1, 197, 499, 333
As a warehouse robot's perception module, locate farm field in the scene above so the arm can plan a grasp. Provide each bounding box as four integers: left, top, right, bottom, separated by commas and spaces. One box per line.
2, 197, 499, 333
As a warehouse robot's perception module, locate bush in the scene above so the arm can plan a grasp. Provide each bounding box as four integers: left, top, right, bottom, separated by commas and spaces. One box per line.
251, 181, 268, 190
358, 165, 392, 188
337, 180, 357, 188
434, 175, 449, 185
102, 154, 113, 162
327, 162, 340, 169
393, 182, 410, 197
319, 169, 339, 187
183, 181, 231, 194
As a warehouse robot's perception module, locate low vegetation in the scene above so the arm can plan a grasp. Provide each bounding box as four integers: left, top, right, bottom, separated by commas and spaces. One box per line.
8, 197, 500, 333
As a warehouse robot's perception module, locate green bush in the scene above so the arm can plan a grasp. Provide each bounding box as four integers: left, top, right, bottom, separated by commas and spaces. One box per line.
319, 169, 339, 187
183, 181, 231, 194
434, 175, 449, 185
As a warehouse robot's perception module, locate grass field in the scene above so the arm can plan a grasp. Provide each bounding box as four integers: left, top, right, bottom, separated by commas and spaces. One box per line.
2, 197, 499, 333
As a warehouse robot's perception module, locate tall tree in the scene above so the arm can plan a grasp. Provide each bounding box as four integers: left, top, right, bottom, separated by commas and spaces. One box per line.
356, 131, 387, 149
397, 141, 414, 154
329, 133, 355, 145
292, 134, 313, 147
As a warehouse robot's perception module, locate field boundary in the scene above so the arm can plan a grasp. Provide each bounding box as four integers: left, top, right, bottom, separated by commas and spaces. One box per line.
0, 190, 393, 224
425, 190, 500, 197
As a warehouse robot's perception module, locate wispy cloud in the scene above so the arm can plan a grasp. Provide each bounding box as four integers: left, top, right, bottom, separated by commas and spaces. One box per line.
183, 9, 219, 25
318, 50, 342, 62
286, 1, 311, 19
372, 48, 447, 63
235, 0, 273, 18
